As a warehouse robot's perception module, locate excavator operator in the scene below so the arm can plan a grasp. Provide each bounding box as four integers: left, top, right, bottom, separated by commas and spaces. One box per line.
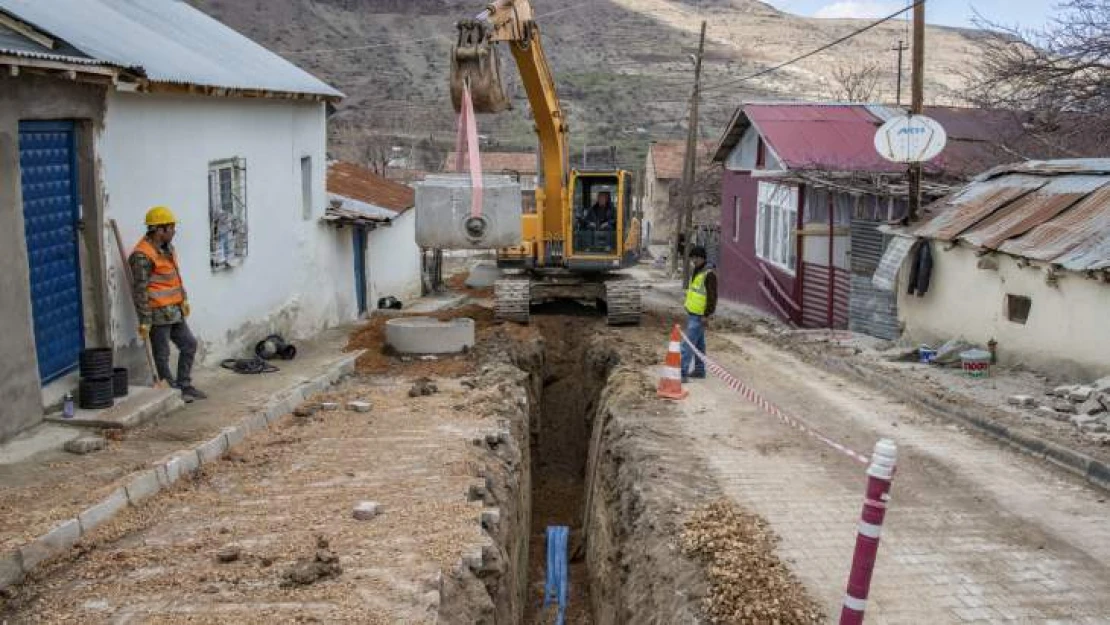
581, 191, 615, 231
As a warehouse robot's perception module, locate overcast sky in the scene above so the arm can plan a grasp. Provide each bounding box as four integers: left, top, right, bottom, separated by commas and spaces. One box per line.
763, 0, 1058, 29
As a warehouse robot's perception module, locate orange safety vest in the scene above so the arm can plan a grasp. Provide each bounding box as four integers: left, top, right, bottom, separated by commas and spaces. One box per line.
133, 238, 185, 309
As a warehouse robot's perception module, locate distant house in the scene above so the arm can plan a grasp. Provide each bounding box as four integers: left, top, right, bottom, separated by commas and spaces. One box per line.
892, 159, 1110, 379
325, 162, 421, 313
643, 140, 715, 246
711, 102, 1036, 337
444, 151, 538, 213
0, 0, 344, 440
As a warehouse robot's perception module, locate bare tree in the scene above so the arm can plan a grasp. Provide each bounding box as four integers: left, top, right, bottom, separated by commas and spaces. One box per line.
364, 135, 393, 176
966, 0, 1110, 152
826, 60, 883, 102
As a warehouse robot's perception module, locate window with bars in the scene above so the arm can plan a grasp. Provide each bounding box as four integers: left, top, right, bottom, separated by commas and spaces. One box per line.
208, 157, 248, 270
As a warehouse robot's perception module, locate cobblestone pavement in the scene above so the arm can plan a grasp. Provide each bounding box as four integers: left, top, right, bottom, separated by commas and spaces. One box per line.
674, 333, 1110, 624
2, 376, 490, 624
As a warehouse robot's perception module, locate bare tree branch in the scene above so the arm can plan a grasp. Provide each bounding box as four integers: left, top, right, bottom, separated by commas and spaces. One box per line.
825, 60, 883, 102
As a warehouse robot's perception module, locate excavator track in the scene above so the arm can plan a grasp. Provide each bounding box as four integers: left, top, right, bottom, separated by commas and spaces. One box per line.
604, 277, 642, 326
494, 277, 531, 323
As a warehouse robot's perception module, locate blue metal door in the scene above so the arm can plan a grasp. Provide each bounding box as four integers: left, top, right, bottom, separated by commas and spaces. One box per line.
20, 121, 84, 383
353, 226, 368, 314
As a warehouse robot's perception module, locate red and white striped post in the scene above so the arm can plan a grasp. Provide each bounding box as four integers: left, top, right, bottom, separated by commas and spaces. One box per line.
840, 438, 898, 625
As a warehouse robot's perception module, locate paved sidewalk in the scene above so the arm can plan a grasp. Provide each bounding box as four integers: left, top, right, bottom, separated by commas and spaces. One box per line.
672, 333, 1110, 624
0, 325, 357, 571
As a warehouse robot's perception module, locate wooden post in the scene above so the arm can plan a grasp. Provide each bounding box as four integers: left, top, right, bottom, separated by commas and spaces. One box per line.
678, 20, 707, 286
892, 40, 908, 106
908, 1, 925, 222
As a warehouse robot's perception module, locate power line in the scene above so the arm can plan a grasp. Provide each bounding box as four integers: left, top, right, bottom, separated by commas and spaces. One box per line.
699, 0, 924, 94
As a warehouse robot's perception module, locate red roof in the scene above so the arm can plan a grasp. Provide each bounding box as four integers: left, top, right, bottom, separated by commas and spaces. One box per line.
650, 140, 716, 180
327, 161, 415, 214
744, 104, 902, 173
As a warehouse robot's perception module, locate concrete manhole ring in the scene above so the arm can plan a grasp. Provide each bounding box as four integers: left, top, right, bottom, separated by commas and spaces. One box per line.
385, 317, 476, 355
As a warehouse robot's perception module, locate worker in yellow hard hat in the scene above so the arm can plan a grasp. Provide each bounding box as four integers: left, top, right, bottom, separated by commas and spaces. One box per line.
128, 206, 206, 402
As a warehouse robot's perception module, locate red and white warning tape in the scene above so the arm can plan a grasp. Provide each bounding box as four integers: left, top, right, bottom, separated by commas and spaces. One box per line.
678, 330, 871, 466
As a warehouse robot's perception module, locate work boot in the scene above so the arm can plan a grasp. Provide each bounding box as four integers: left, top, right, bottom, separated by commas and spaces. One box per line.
689, 371, 707, 380
181, 386, 208, 401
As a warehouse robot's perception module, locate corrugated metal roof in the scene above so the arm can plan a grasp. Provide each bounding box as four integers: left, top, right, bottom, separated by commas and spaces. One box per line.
0, 0, 341, 98
325, 195, 397, 223
745, 104, 903, 173
328, 162, 414, 214
912, 160, 1110, 271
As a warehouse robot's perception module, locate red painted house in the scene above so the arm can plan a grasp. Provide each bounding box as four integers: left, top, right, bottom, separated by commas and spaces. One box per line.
711, 103, 1034, 336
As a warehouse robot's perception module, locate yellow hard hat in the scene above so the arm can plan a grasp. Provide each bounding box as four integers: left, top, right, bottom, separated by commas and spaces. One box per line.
145, 206, 176, 227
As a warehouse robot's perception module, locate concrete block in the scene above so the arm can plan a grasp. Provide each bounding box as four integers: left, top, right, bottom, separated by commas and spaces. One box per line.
352, 501, 383, 521
386, 317, 475, 355
1007, 395, 1036, 408
348, 401, 372, 413
125, 470, 162, 505
1068, 387, 1095, 403
1035, 406, 1064, 421
78, 488, 128, 534
196, 434, 229, 465
462, 546, 484, 571
0, 550, 24, 589
1079, 396, 1107, 416
222, 426, 246, 450
1071, 415, 1099, 428
480, 508, 500, 530
163, 449, 200, 485
241, 411, 270, 435
1093, 376, 1110, 394
264, 395, 298, 424
415, 174, 522, 249
1082, 422, 1108, 434
1053, 400, 1078, 414
19, 519, 80, 570
321, 402, 340, 411
1053, 385, 1078, 397
64, 435, 107, 455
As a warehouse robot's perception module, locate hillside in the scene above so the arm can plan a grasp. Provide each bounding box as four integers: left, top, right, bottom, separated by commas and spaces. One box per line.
188, 0, 987, 170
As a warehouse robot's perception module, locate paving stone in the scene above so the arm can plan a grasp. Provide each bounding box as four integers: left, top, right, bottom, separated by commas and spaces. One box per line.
0, 550, 24, 589
222, 425, 246, 449
1068, 387, 1095, 403
78, 489, 128, 534
162, 449, 201, 486
348, 401, 372, 413
63, 435, 107, 455
196, 434, 229, 465
352, 501, 383, 521
1007, 395, 1036, 408
1078, 396, 1107, 416
241, 411, 270, 435
125, 470, 162, 505
1052, 400, 1078, 414
18, 519, 80, 570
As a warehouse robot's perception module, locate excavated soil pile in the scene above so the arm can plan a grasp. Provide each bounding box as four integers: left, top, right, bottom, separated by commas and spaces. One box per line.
681, 500, 822, 625
446, 271, 494, 299
344, 305, 499, 376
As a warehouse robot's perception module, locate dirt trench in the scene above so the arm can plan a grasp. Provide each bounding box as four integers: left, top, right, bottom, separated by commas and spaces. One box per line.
435, 304, 712, 624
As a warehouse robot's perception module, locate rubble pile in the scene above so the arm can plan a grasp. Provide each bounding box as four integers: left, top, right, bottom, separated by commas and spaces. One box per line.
681, 500, 822, 625
1013, 376, 1110, 440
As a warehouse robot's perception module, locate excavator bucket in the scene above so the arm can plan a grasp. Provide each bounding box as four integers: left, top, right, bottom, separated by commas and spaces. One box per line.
450, 19, 512, 114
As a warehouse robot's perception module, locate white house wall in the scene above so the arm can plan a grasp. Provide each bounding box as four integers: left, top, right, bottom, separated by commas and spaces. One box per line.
99, 92, 357, 365
367, 209, 421, 309
898, 245, 1110, 380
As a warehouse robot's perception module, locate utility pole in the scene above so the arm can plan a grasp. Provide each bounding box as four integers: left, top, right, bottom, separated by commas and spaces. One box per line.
908, 0, 925, 222
675, 20, 707, 285
891, 39, 908, 106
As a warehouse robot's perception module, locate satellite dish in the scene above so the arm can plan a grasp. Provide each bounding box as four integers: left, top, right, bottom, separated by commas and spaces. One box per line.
874, 114, 948, 163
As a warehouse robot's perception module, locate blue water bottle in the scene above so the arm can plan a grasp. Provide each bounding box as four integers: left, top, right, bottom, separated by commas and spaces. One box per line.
63, 393, 75, 419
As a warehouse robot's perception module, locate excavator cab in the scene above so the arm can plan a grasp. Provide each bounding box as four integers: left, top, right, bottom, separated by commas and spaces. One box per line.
567, 170, 639, 271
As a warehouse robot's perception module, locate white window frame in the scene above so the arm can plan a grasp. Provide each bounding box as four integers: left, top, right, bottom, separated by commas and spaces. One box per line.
209, 157, 248, 271
733, 196, 742, 242
754, 182, 797, 275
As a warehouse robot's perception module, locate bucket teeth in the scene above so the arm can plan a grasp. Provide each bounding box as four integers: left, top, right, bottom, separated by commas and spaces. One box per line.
451, 20, 512, 113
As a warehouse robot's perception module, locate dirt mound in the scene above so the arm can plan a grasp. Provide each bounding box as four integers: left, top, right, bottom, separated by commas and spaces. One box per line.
344, 305, 495, 376
446, 271, 494, 299
681, 500, 822, 624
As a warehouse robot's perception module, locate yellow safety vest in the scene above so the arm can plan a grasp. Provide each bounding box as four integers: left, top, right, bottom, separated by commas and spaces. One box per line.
685, 269, 712, 315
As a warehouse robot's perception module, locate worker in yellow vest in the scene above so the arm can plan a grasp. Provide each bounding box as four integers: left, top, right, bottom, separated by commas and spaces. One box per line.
680, 246, 717, 383
129, 206, 206, 403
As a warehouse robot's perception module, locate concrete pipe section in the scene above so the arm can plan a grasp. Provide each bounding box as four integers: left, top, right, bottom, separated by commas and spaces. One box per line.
385, 317, 476, 355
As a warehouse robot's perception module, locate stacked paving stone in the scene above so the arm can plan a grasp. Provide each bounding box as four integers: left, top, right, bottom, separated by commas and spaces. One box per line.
1012, 376, 1110, 440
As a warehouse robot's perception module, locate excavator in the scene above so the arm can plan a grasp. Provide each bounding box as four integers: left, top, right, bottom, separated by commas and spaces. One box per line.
449, 0, 642, 325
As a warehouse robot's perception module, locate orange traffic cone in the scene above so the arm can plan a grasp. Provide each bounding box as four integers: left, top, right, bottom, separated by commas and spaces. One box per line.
657, 324, 689, 401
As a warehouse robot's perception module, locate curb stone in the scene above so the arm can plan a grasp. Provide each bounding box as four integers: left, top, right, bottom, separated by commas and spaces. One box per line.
822, 355, 1110, 493
18, 519, 80, 570
0, 352, 361, 593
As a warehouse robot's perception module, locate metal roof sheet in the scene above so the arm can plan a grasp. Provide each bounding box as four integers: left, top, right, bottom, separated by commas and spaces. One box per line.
745, 104, 903, 173
913, 161, 1110, 271
0, 0, 341, 98
0, 21, 107, 65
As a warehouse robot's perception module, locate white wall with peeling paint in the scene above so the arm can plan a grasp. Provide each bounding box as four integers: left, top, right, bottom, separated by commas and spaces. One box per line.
99, 92, 357, 365
367, 209, 421, 310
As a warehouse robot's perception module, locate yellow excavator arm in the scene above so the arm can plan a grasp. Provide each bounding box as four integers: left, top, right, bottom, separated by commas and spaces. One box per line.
451, 0, 568, 266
